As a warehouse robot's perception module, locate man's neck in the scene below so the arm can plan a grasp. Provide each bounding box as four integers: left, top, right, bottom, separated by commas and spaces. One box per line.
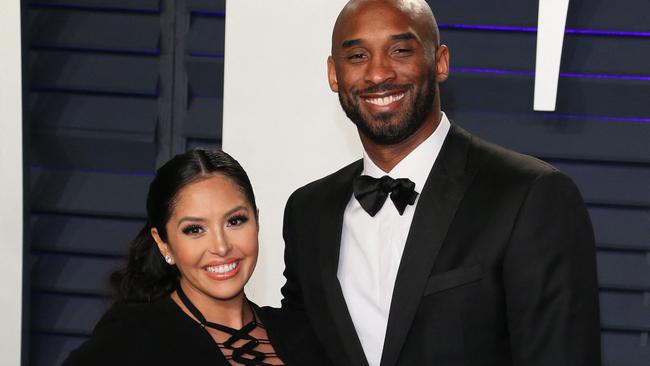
360, 113, 440, 173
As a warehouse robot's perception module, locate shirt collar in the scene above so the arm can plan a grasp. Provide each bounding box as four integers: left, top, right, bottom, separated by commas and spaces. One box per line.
362, 112, 451, 193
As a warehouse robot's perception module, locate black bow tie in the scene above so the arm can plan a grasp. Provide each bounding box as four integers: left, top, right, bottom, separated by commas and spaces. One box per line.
353, 175, 418, 217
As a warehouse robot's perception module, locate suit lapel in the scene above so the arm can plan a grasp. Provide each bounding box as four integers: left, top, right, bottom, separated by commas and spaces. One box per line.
317, 160, 371, 366
380, 124, 477, 366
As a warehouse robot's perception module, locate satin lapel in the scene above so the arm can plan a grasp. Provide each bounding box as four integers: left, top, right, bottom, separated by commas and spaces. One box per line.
317, 160, 370, 366
380, 124, 477, 366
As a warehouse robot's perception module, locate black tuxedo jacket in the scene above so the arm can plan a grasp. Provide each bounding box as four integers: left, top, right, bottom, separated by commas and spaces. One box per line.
281, 124, 601, 366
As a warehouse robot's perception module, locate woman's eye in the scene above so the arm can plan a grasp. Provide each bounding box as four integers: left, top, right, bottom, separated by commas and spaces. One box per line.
227, 215, 249, 227
182, 224, 204, 235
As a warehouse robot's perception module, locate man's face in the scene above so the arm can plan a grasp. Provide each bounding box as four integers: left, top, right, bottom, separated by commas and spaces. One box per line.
328, 2, 447, 145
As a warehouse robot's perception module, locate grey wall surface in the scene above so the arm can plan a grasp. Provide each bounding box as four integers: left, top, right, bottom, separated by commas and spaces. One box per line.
21, 0, 649, 365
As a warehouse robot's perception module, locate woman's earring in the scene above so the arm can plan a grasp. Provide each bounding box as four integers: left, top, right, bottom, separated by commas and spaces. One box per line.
164, 254, 174, 265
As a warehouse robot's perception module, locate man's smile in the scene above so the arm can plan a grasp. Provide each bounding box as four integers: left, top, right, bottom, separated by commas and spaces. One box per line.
363, 92, 405, 107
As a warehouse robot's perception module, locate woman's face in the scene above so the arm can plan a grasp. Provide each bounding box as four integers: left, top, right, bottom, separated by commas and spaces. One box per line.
153, 173, 258, 304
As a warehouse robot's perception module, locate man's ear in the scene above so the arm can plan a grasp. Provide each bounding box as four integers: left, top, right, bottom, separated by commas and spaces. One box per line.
151, 227, 171, 260
435, 44, 450, 83
327, 56, 339, 92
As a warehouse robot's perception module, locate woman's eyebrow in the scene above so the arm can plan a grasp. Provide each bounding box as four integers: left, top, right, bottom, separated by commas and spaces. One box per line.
177, 216, 206, 227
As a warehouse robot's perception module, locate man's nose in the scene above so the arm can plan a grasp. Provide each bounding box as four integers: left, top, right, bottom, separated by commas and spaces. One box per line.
365, 55, 396, 85
209, 229, 232, 257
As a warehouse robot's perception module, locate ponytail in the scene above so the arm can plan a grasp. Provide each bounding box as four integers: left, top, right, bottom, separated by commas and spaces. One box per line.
110, 224, 178, 303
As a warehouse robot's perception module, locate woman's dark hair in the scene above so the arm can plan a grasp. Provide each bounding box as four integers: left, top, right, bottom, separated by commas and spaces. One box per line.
110, 149, 257, 303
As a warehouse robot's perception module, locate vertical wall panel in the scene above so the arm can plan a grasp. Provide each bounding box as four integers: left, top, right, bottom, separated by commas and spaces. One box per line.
22, 0, 168, 363
172, 0, 225, 153
22, 0, 228, 363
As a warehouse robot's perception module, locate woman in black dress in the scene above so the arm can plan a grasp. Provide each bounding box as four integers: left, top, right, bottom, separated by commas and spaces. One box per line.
65, 149, 328, 366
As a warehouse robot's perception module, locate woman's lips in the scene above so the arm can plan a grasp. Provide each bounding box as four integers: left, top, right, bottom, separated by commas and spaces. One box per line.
204, 260, 241, 280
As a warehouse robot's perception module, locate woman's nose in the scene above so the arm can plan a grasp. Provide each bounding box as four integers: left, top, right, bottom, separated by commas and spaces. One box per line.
209, 229, 232, 257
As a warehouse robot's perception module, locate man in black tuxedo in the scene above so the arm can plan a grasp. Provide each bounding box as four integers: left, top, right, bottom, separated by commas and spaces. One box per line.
281, 1, 601, 365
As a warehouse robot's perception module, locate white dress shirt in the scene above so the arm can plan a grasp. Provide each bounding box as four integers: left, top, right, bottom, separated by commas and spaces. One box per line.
337, 113, 451, 366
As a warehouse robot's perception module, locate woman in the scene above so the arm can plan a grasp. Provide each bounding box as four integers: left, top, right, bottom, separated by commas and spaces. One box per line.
65, 149, 328, 366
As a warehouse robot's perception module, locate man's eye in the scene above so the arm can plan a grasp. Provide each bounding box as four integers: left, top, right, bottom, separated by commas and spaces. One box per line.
347, 53, 367, 62
393, 48, 413, 56
182, 225, 204, 235
227, 215, 249, 227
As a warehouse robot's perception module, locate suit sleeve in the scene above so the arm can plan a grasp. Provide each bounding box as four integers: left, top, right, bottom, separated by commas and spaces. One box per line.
280, 191, 305, 311
503, 171, 601, 366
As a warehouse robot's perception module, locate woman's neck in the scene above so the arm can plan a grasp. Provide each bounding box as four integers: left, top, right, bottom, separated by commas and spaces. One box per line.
172, 280, 253, 329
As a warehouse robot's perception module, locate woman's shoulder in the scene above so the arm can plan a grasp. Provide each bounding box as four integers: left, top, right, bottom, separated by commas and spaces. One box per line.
63, 298, 178, 365
90, 298, 175, 336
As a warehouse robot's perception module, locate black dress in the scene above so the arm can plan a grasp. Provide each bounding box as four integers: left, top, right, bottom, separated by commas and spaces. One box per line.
63, 297, 330, 366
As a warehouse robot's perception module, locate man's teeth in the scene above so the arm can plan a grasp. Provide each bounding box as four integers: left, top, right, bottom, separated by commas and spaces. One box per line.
206, 262, 238, 274
365, 93, 404, 106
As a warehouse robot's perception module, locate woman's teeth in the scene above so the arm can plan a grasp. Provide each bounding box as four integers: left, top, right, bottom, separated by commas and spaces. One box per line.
206, 262, 238, 273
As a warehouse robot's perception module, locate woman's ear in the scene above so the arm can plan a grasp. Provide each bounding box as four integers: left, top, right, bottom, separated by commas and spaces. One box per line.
151, 227, 174, 265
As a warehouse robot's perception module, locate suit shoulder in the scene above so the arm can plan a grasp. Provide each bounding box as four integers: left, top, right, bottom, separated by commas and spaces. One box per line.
470, 133, 561, 183
458, 131, 586, 222
288, 159, 361, 203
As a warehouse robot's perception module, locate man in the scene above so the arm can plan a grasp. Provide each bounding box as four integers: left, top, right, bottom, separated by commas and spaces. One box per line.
281, 1, 601, 365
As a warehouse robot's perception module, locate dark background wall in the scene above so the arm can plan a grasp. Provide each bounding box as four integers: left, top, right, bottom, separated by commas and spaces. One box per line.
21, 0, 648, 365
435, 1, 650, 365
22, 0, 224, 364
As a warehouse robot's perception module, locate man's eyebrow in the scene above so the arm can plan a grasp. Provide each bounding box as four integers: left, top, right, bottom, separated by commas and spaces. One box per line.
341, 38, 362, 48
390, 32, 416, 41
340, 32, 416, 49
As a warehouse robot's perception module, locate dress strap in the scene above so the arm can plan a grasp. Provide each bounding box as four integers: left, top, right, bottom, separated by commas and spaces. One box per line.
176, 284, 208, 325
175, 286, 283, 366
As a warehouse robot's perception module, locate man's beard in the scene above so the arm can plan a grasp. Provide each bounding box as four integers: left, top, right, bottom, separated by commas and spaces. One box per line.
338, 73, 436, 145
